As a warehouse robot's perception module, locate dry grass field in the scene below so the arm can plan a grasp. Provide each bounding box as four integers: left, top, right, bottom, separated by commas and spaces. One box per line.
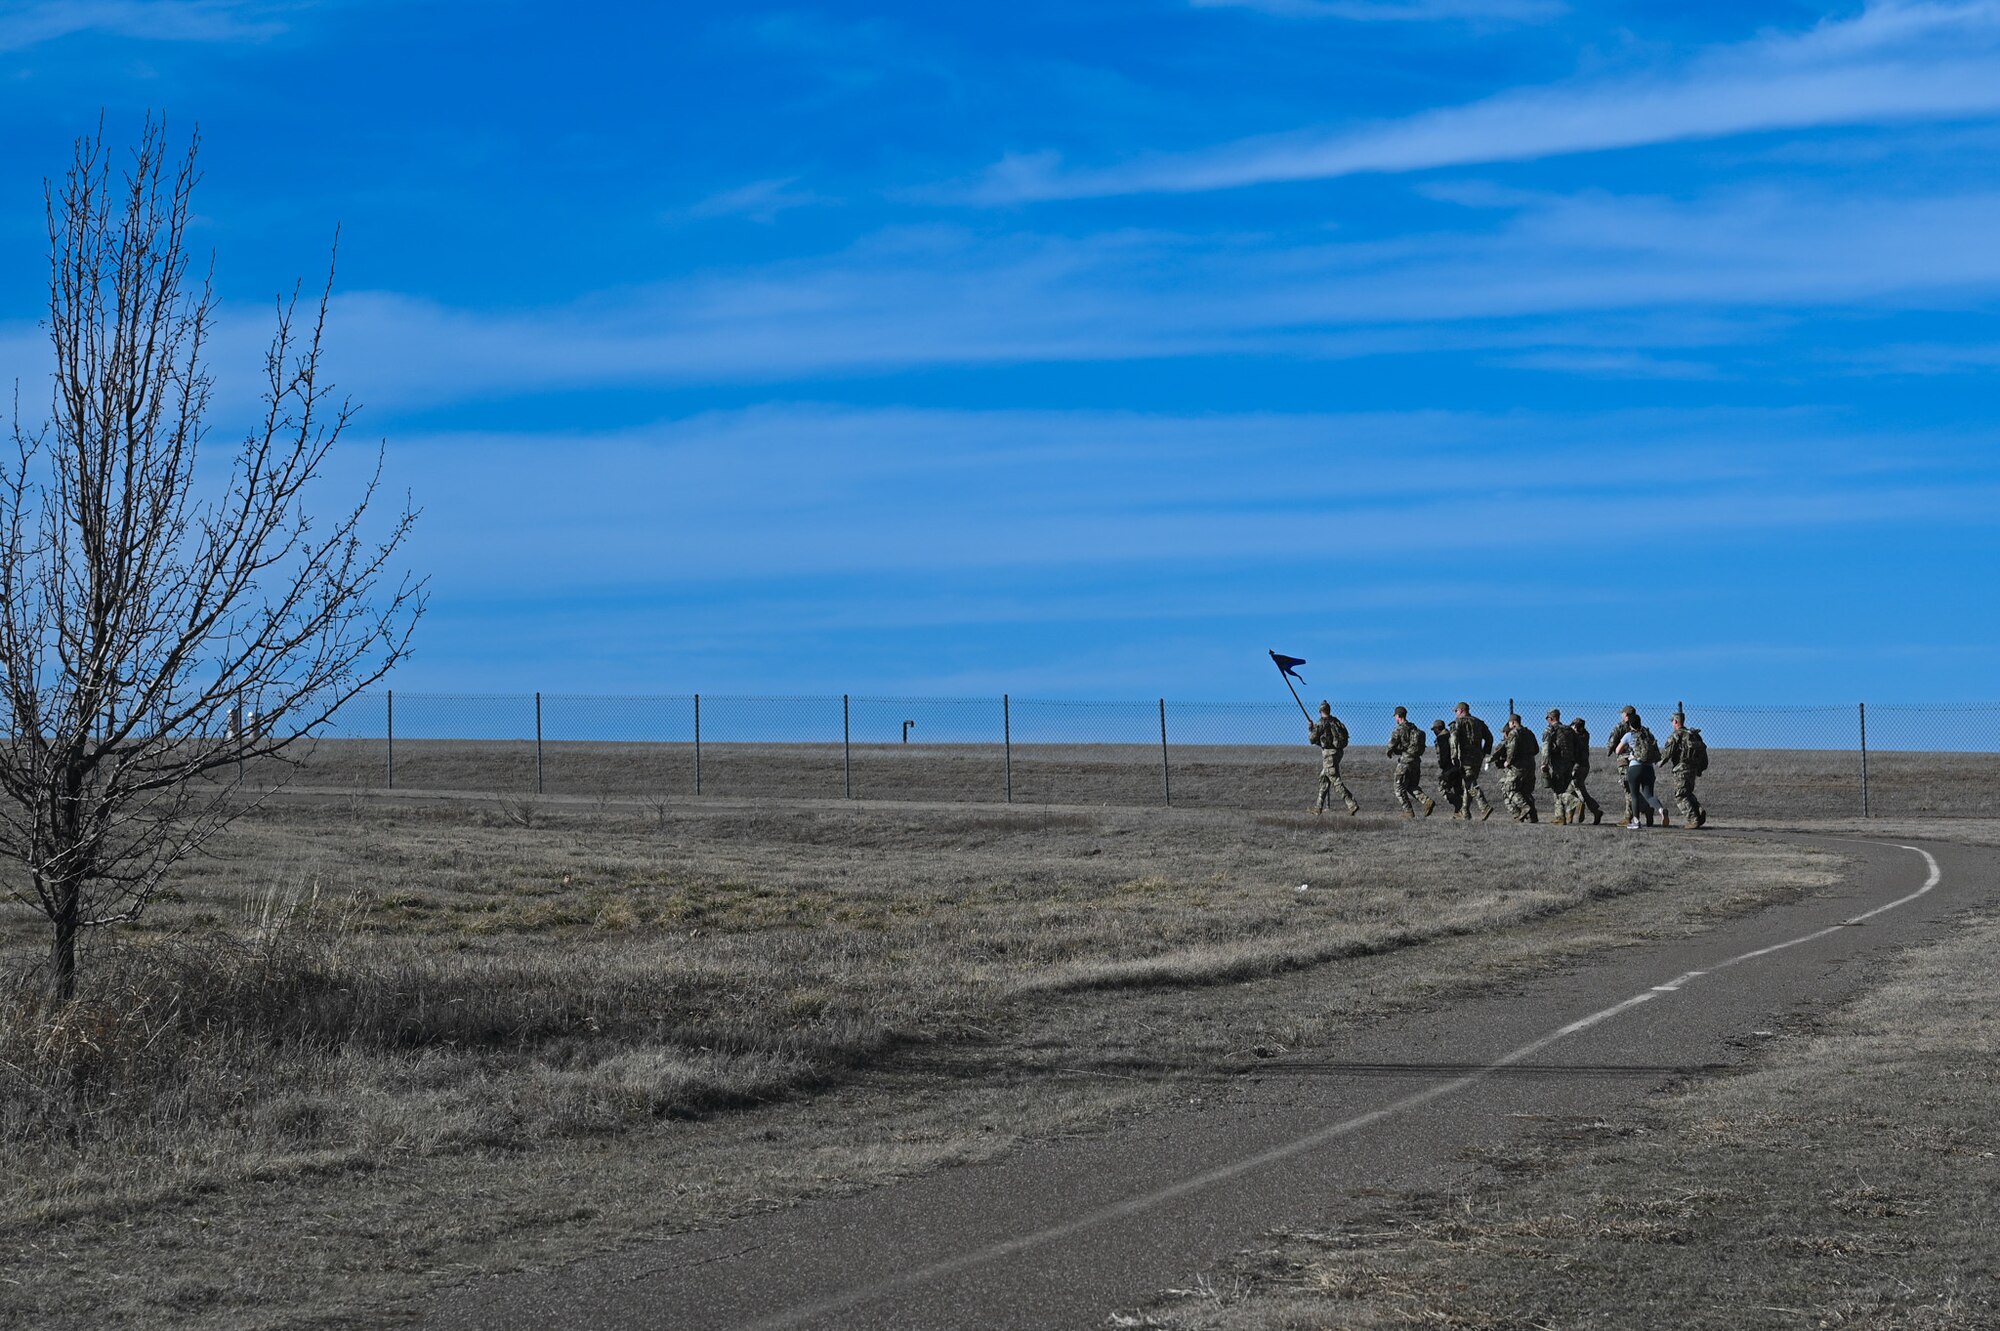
0, 786, 1834, 1330
274, 738, 1978, 820
1120, 897, 2000, 1330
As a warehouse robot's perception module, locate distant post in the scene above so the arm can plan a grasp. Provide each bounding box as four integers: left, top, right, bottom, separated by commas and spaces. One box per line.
843, 694, 853, 799
386, 689, 394, 789
1003, 694, 1013, 804
693, 693, 702, 795
902, 720, 915, 743
535, 691, 544, 795
1859, 702, 1870, 819
1158, 698, 1171, 807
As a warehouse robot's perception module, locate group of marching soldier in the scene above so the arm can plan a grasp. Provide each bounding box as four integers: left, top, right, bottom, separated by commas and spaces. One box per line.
1307, 702, 1710, 829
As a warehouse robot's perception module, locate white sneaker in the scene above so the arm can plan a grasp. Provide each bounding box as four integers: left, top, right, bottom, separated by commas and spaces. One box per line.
1624, 819, 1642, 829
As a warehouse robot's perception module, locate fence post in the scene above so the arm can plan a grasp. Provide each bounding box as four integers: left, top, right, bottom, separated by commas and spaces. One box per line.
535, 691, 544, 795
843, 694, 852, 799
1859, 702, 1870, 819
1159, 698, 1171, 807
693, 693, 702, 795
386, 689, 394, 789
1003, 694, 1013, 804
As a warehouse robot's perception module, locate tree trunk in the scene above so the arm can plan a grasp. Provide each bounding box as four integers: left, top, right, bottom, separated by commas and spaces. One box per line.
49, 889, 79, 1003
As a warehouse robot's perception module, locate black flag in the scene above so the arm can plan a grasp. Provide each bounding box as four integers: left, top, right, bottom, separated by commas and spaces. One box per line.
1269, 650, 1314, 722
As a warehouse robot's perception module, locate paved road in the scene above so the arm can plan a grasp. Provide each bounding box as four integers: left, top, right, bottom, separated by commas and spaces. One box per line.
424, 833, 1984, 1331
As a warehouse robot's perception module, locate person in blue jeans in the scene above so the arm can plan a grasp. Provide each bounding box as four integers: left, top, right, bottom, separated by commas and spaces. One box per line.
1609, 705, 1669, 829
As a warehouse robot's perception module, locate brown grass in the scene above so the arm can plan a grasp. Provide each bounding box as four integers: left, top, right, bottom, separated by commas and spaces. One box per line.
0, 794, 1834, 1329
266, 736, 1979, 818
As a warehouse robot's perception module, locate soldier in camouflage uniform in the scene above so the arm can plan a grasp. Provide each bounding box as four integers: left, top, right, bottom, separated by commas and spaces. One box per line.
1493, 713, 1540, 822
1541, 708, 1580, 825
1309, 701, 1361, 815
1448, 701, 1494, 821
1430, 719, 1463, 816
1385, 706, 1436, 818
1661, 712, 1709, 829
1568, 715, 1604, 825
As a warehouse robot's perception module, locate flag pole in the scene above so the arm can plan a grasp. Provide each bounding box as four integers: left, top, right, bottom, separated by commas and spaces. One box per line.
1269, 650, 1315, 723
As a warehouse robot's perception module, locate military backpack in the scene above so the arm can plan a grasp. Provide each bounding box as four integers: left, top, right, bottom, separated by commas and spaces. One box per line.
1681, 728, 1709, 776
1630, 725, 1661, 765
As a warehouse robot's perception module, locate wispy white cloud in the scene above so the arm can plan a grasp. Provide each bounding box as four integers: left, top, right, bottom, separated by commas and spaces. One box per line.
384, 403, 1997, 597
1189, 0, 1564, 22
9, 181, 1992, 408
0, 0, 287, 50
683, 176, 832, 224
978, 0, 2000, 200
1839, 341, 2000, 373
1497, 350, 1722, 379
267, 182, 2000, 404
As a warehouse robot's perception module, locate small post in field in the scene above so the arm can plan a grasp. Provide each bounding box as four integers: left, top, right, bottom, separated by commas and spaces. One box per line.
1859, 702, 1870, 818
1158, 698, 1171, 807
1003, 693, 1013, 804
535, 691, 544, 795
386, 689, 394, 789
843, 694, 853, 799
693, 693, 702, 795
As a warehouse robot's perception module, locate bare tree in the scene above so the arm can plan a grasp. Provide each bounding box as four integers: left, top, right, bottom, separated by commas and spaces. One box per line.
1, 120, 422, 1001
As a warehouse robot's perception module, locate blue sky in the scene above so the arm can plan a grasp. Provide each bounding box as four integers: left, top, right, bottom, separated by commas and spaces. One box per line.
2, 0, 1997, 702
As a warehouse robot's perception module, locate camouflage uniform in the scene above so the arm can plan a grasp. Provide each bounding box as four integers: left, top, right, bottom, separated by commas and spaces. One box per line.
1309, 712, 1360, 815
1430, 720, 1463, 815
1386, 716, 1435, 817
1493, 718, 1540, 822
1661, 718, 1708, 828
1568, 718, 1604, 824
1541, 713, 1579, 824
1448, 710, 1494, 820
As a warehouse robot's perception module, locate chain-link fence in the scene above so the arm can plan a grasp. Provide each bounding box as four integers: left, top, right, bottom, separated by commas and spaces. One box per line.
291, 692, 1999, 819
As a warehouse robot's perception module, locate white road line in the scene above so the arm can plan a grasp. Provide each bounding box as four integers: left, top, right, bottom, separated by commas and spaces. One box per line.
745, 843, 1944, 1331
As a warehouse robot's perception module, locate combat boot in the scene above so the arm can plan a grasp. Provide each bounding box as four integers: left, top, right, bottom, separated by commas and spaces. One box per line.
1659, 810, 1673, 827
1552, 807, 1568, 826
1400, 808, 1415, 819
1591, 808, 1603, 825
1695, 809, 1707, 828
1422, 795, 1435, 817
1346, 800, 1360, 816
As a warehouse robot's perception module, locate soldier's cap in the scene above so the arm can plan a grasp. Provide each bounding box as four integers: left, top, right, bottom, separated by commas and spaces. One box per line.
1508, 713, 1522, 724
1545, 708, 1561, 720
1454, 700, 1470, 712
1430, 719, 1446, 732
1393, 705, 1407, 717
1318, 700, 1332, 711
1621, 704, 1638, 716
1672, 711, 1686, 722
